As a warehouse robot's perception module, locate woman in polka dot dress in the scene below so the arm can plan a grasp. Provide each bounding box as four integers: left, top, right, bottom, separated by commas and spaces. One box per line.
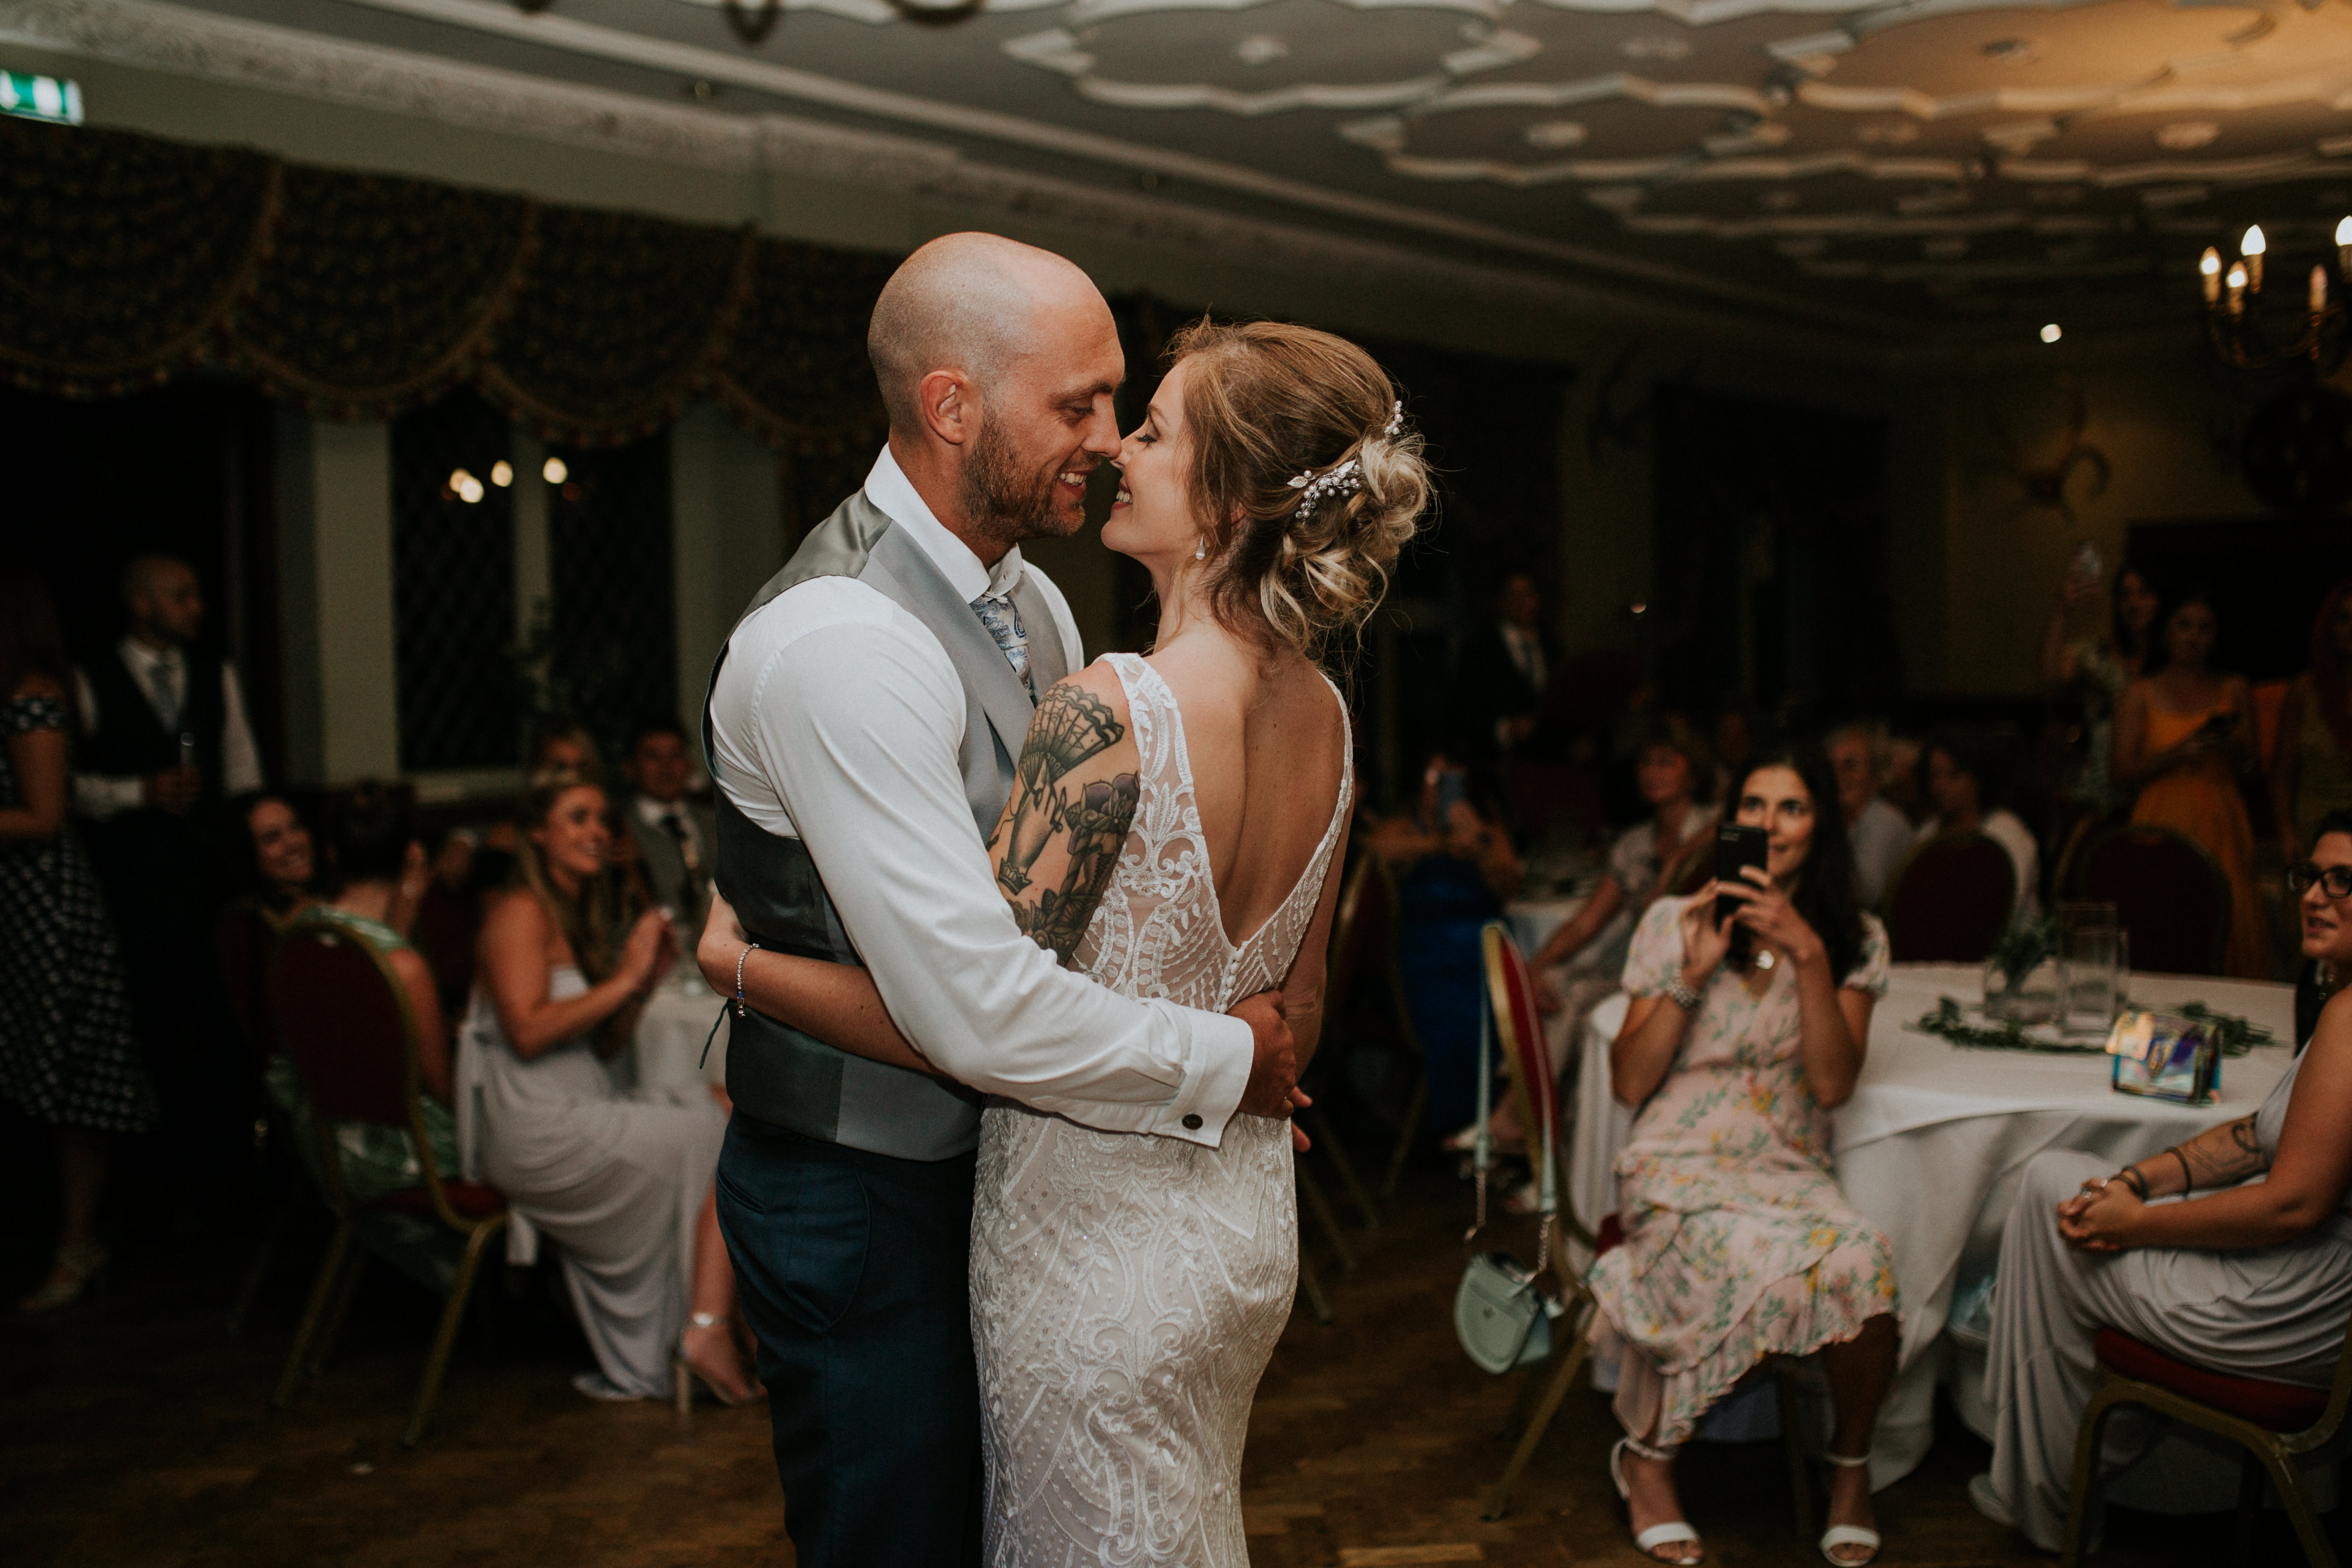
0, 561, 156, 1313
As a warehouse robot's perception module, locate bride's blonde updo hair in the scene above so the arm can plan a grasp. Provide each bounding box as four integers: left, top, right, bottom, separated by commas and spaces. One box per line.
1168, 317, 1429, 665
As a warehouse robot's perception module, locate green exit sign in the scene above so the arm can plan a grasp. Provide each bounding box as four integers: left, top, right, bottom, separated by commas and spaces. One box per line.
1, 72, 82, 125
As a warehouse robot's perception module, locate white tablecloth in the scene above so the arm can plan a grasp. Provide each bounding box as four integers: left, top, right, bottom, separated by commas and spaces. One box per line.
626, 971, 732, 1094
1505, 896, 1589, 961
1570, 962, 2294, 1489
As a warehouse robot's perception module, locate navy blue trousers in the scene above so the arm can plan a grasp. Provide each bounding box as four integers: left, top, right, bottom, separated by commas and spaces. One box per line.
715, 1114, 983, 1568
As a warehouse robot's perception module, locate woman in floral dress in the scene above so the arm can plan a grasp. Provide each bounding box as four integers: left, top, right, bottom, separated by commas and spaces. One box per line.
1590, 741, 1898, 1567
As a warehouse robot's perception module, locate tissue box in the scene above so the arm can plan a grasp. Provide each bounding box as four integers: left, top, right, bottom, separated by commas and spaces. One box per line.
2106, 1009, 2220, 1105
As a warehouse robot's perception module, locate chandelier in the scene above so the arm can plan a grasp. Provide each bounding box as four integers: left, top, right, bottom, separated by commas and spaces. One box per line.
2199, 221, 2352, 373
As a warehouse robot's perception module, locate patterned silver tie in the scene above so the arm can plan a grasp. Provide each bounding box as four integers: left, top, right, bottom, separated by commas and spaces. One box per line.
152, 653, 184, 732
972, 593, 1035, 701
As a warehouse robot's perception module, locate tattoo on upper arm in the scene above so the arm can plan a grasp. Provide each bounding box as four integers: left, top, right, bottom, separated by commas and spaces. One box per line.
989, 685, 1139, 958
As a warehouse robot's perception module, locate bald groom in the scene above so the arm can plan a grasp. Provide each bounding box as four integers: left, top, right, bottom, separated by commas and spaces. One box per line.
701, 233, 1299, 1565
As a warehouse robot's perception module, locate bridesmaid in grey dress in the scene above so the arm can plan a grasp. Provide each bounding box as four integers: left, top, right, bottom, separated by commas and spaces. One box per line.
456, 772, 757, 1405
1974, 806, 2352, 1550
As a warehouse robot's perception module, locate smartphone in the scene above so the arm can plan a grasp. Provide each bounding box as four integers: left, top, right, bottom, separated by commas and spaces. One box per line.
1714, 823, 1770, 924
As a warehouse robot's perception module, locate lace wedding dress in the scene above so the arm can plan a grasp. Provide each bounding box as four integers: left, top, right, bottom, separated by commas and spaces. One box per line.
970, 652, 1353, 1568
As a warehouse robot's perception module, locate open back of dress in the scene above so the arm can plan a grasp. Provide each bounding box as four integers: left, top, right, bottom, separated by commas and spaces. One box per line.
970, 651, 1352, 1568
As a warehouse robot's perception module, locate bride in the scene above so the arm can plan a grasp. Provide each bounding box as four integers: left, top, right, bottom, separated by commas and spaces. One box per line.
706, 315, 1427, 1563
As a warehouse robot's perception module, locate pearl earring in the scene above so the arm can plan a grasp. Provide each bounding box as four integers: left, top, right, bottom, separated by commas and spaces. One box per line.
1193, 538, 1206, 561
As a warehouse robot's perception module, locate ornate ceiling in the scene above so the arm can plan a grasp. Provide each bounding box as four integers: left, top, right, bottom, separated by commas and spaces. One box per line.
19, 0, 2352, 345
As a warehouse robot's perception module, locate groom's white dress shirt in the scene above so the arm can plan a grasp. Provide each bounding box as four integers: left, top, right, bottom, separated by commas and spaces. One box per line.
706, 447, 1254, 1147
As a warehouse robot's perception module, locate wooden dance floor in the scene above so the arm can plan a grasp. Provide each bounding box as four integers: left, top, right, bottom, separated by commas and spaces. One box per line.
3, 1150, 2334, 1566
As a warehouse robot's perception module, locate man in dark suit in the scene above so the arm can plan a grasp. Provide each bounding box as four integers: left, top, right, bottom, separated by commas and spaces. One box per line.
622, 718, 715, 926
1453, 570, 1559, 759
71, 552, 264, 1185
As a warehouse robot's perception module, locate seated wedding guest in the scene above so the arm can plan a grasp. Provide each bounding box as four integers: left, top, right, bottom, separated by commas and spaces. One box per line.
233, 792, 320, 918
2043, 556, 2161, 812
0, 558, 157, 1313
1881, 732, 1925, 824
1451, 723, 1716, 1179
263, 784, 458, 1200
1971, 806, 2352, 1550
1593, 741, 1895, 1568
456, 771, 756, 1406
433, 718, 606, 894
622, 718, 712, 926
1527, 719, 1715, 1028
1916, 728, 2041, 924
1364, 749, 1520, 1138
1827, 723, 1913, 909
2270, 579, 2352, 864
2114, 586, 2267, 978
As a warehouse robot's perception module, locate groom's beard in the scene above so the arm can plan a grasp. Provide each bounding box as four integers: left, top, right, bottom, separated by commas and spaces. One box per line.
962, 416, 1069, 550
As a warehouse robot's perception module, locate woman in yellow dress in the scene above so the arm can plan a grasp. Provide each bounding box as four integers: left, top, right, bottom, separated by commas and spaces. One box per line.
2113, 589, 2270, 978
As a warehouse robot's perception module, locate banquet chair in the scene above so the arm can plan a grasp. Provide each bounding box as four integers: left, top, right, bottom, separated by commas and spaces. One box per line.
268, 921, 509, 1448
1884, 832, 2016, 962
218, 899, 289, 1340
216, 898, 286, 1057
2068, 823, 2231, 976
2058, 1324, 2352, 1568
1478, 924, 1813, 1536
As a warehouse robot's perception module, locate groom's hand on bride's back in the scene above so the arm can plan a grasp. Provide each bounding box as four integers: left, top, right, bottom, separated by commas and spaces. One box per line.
1232, 992, 1299, 1119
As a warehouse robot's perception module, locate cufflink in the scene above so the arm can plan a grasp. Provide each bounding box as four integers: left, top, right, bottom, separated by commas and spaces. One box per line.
1182, 1114, 1202, 1131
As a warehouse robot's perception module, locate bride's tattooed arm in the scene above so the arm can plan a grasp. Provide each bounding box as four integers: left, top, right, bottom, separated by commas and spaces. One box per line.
989, 679, 1142, 960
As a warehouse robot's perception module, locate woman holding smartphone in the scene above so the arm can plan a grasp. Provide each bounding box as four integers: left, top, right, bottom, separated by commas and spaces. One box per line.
1590, 742, 1897, 1567
2114, 587, 2267, 978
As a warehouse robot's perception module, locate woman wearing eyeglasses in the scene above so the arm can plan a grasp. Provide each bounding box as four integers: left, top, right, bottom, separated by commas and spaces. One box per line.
1970, 807, 2352, 1551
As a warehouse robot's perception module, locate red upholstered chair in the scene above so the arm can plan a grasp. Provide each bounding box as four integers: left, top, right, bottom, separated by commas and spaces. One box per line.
409, 879, 480, 1018
268, 921, 508, 1447
2060, 1326, 2352, 1568
2069, 823, 2232, 976
1884, 831, 2017, 962
218, 899, 291, 1339
1478, 923, 1812, 1534
215, 898, 285, 1063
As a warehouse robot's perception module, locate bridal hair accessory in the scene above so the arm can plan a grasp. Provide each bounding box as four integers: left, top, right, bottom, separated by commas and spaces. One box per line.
1287, 458, 1362, 522
1286, 402, 1406, 522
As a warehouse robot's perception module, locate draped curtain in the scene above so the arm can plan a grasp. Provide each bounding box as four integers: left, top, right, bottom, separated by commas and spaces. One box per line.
0, 118, 894, 453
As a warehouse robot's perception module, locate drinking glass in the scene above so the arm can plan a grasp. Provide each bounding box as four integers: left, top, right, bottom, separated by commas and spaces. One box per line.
2059, 925, 2128, 1037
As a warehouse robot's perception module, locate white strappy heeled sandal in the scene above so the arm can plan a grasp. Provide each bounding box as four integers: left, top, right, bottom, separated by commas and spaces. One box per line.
1819, 1450, 1883, 1567
1610, 1436, 1704, 1565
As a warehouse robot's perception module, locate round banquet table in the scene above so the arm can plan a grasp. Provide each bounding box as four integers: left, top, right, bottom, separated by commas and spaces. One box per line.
1569, 962, 2295, 1493
621, 968, 732, 1094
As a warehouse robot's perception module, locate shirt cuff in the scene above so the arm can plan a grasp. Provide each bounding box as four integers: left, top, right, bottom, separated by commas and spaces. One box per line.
1153, 1003, 1255, 1147
72, 773, 143, 820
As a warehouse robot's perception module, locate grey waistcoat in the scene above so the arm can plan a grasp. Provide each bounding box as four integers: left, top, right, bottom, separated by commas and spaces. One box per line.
701, 488, 1071, 1162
